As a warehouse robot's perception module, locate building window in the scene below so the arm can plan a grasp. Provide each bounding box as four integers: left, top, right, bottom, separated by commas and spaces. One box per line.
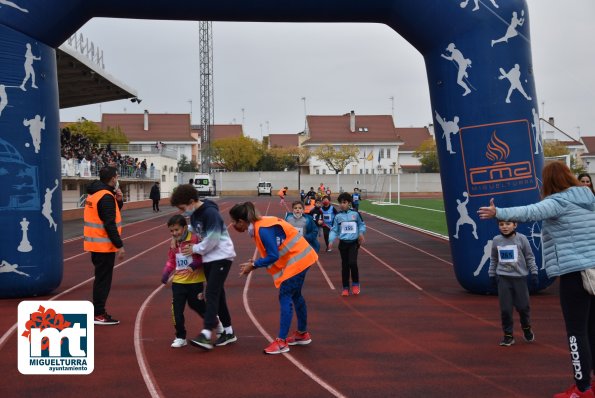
346, 169, 351, 174
359, 169, 363, 174
322, 169, 327, 175
379, 148, 384, 159
316, 169, 320, 175
387, 148, 391, 158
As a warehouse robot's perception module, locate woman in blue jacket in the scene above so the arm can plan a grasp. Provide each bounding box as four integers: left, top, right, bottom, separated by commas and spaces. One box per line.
479, 162, 595, 398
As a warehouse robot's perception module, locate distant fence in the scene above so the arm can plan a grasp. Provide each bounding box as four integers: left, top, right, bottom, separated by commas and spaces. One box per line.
179, 171, 442, 197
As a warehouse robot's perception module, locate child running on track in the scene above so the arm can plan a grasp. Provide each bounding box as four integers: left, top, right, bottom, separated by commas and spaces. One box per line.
230, 202, 318, 354
320, 195, 338, 252
161, 215, 213, 348
278, 186, 289, 212
285, 200, 320, 253
489, 220, 538, 347
170, 184, 237, 350
328, 192, 366, 296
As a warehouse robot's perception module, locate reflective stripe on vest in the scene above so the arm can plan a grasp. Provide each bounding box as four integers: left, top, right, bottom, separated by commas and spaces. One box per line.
254, 216, 318, 288
83, 189, 122, 252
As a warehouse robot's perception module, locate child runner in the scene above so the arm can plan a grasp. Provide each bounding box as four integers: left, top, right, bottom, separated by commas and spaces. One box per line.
230, 202, 318, 354
285, 200, 320, 253
320, 195, 338, 252
352, 187, 361, 211
170, 184, 237, 350
489, 220, 538, 346
328, 192, 366, 296
162, 215, 209, 348
278, 186, 289, 212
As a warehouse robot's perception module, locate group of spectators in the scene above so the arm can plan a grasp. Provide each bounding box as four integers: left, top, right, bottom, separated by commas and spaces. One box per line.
60, 128, 154, 178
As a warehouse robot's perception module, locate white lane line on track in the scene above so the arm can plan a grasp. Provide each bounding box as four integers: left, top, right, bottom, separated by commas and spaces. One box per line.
62, 209, 179, 243
63, 222, 169, 262
242, 257, 346, 398
366, 225, 452, 266
0, 239, 170, 351
314, 260, 335, 290
359, 246, 423, 291
134, 284, 167, 398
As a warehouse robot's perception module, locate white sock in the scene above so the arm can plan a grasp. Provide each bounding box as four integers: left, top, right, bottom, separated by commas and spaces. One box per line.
202, 329, 212, 339
225, 326, 233, 335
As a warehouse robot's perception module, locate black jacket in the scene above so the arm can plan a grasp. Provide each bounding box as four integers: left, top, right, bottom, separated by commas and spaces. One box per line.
149, 184, 160, 201
86, 180, 124, 248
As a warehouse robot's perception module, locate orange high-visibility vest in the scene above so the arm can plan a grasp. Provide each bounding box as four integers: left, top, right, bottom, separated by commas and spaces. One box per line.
83, 189, 122, 252
304, 198, 315, 213
253, 216, 318, 288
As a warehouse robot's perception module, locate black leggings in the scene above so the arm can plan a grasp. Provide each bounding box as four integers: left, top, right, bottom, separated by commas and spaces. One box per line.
203, 259, 232, 330
171, 282, 205, 338
559, 271, 595, 391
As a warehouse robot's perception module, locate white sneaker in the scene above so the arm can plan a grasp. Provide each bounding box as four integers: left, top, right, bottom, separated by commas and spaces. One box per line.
171, 338, 187, 348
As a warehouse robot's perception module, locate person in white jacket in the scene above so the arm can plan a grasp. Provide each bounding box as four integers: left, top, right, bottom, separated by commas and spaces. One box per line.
478, 162, 595, 398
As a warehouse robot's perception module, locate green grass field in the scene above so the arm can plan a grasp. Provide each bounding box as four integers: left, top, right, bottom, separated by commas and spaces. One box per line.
358, 198, 448, 236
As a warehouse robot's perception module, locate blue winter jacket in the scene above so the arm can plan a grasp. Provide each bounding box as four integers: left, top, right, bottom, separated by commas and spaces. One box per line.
496, 186, 595, 277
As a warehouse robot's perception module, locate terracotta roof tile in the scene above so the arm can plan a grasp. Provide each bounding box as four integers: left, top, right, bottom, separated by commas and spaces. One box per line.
191, 124, 244, 142
269, 134, 299, 148
303, 113, 430, 151
100, 113, 192, 142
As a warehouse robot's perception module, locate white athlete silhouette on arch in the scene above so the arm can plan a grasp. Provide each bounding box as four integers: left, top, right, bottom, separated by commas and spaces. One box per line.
435, 111, 460, 155
441, 43, 473, 96
453, 191, 478, 240
491, 10, 525, 47
498, 63, 532, 103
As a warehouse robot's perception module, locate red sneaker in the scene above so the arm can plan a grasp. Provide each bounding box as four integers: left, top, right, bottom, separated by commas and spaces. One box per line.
286, 331, 312, 346
352, 285, 361, 295
264, 338, 289, 355
341, 288, 349, 296
553, 385, 595, 398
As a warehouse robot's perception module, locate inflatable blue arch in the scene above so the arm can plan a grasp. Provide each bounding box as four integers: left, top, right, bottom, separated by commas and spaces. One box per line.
0, 0, 549, 298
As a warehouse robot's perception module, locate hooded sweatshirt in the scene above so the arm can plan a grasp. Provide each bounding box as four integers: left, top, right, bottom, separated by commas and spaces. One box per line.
86, 180, 124, 249
496, 186, 595, 277
189, 199, 236, 263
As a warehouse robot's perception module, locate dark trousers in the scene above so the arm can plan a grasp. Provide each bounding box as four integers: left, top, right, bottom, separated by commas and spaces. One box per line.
559, 272, 595, 391
323, 227, 331, 249
203, 259, 232, 330
91, 252, 116, 316
152, 199, 159, 211
339, 240, 360, 288
171, 282, 205, 339
497, 276, 531, 335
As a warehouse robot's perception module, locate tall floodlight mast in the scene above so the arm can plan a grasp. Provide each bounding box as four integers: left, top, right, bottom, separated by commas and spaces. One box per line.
198, 21, 214, 174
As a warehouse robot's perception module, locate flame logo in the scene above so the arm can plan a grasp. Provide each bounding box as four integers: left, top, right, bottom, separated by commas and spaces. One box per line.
485, 131, 510, 162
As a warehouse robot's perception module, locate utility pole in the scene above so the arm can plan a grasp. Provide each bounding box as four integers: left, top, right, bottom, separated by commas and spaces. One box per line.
199, 21, 214, 174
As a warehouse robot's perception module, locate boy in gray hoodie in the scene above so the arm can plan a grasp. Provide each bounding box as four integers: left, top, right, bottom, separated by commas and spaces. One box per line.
489, 220, 538, 347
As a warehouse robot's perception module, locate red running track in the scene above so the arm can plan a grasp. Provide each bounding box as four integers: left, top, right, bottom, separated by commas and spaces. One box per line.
0, 196, 574, 397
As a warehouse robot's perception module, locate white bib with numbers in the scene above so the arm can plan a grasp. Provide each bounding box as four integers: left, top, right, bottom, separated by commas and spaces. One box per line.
340, 221, 357, 234
175, 252, 192, 270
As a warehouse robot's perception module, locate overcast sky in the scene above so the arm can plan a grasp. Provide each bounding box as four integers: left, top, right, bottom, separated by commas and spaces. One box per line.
59, 0, 595, 140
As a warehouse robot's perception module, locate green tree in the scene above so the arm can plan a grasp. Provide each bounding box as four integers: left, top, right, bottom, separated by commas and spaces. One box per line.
543, 140, 584, 174
211, 136, 262, 171
177, 154, 199, 172
312, 144, 358, 174
414, 138, 439, 173
64, 119, 128, 144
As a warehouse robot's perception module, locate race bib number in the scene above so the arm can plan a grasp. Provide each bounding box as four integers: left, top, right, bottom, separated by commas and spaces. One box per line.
175, 253, 192, 270
323, 214, 331, 222
340, 221, 357, 234
497, 245, 518, 263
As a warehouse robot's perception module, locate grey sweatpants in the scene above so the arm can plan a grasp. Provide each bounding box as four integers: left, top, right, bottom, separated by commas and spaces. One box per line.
497, 275, 531, 335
